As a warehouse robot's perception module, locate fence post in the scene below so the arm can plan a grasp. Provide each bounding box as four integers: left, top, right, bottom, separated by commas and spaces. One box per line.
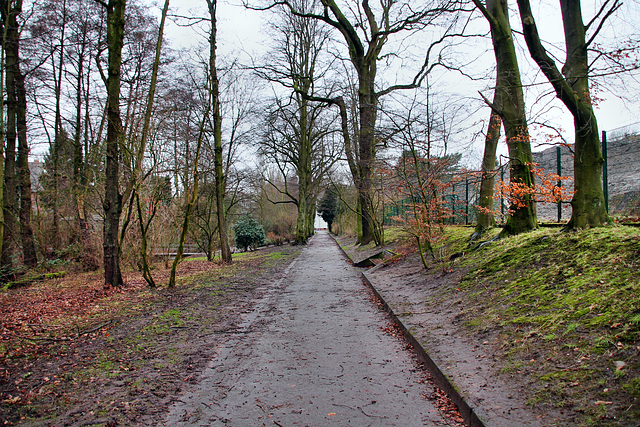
556, 146, 562, 222
465, 177, 469, 225
451, 184, 456, 224
500, 166, 505, 222
602, 130, 609, 213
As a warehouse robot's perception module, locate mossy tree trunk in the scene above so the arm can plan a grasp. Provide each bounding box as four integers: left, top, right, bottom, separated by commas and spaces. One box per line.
517, 0, 610, 229
1, 0, 19, 277
15, 59, 37, 267
356, 73, 380, 245
207, 0, 232, 262
102, 0, 126, 287
3, 0, 36, 269
0, 4, 7, 273
474, 107, 500, 238
475, 0, 537, 237
294, 95, 312, 245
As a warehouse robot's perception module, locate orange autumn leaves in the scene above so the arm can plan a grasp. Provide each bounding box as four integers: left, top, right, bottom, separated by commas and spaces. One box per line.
483, 163, 574, 217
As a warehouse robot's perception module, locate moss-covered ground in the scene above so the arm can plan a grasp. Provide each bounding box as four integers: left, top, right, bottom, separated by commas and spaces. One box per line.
420, 225, 640, 425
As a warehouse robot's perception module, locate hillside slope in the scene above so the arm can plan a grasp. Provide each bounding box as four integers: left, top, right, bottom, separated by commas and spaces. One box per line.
338, 226, 640, 426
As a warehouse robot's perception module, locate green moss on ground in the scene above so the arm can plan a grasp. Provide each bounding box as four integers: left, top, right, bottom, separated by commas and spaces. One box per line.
455, 226, 640, 426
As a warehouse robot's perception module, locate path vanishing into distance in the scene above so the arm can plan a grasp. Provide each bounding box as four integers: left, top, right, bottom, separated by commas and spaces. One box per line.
164, 231, 452, 426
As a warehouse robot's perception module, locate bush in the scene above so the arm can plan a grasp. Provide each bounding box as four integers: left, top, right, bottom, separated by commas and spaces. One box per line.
233, 215, 267, 252
266, 232, 286, 246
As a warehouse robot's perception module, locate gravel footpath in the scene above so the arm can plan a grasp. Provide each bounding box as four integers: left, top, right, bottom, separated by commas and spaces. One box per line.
163, 231, 451, 426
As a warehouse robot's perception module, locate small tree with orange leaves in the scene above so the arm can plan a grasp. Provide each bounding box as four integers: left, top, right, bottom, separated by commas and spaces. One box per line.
382, 150, 462, 270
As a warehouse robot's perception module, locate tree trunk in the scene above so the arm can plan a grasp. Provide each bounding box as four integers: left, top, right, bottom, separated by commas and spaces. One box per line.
0, 7, 6, 271
559, 0, 608, 228
478, 0, 537, 236
356, 75, 379, 245
103, 0, 126, 287
293, 94, 313, 245
295, 196, 307, 244
208, 0, 231, 263
5, 0, 37, 267
516, 0, 609, 229
2, 0, 20, 276
473, 108, 500, 238
306, 199, 315, 238
15, 67, 37, 267
569, 110, 607, 227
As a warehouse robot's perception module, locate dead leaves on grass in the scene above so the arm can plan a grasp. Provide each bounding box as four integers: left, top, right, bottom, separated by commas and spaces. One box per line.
0, 260, 219, 359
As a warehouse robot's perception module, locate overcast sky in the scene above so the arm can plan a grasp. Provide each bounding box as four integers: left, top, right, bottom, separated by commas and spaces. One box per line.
162, 0, 639, 165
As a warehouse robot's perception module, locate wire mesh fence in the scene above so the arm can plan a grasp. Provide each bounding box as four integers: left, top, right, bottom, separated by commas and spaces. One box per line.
381, 124, 640, 226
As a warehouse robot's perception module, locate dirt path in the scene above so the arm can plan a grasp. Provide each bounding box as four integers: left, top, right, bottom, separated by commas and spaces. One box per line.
163, 231, 453, 426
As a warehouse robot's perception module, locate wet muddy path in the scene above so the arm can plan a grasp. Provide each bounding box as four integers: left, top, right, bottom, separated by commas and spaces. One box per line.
164, 231, 451, 426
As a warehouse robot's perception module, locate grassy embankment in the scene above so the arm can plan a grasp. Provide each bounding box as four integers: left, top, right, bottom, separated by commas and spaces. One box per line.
379, 224, 639, 425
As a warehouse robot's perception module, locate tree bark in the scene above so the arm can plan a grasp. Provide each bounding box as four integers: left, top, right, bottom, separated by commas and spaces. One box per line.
356, 77, 379, 245
208, 0, 232, 262
15, 63, 37, 267
475, 0, 537, 236
516, 0, 609, 228
1, 0, 18, 277
0, 2, 7, 271
103, 0, 127, 287
473, 108, 500, 238
294, 94, 312, 245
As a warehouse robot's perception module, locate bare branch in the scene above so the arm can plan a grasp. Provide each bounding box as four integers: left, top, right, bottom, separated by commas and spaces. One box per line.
586, 0, 622, 48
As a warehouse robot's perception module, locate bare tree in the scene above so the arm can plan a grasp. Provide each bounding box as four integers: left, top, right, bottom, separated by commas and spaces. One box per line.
250, 0, 471, 245
132, 0, 170, 286
256, 0, 338, 244
206, 0, 232, 262
98, 0, 127, 287
193, 67, 256, 260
